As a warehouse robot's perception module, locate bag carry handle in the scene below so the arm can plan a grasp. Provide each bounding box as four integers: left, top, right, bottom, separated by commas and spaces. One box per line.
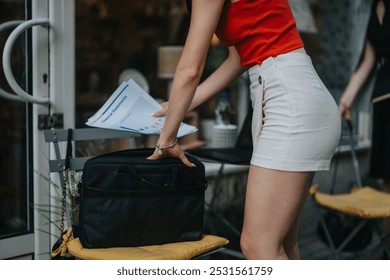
58, 129, 72, 234
59, 129, 78, 233
51, 129, 77, 259
330, 120, 362, 194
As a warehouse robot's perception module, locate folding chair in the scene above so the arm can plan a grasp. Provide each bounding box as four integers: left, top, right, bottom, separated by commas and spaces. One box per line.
310, 121, 390, 259
188, 108, 253, 259
44, 128, 228, 260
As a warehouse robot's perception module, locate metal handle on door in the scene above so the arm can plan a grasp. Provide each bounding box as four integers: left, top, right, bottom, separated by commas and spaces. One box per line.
0, 20, 24, 102
2, 18, 50, 105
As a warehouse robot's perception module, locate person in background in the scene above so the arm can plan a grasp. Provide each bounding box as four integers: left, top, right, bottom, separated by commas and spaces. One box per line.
148, 0, 341, 259
339, 0, 390, 243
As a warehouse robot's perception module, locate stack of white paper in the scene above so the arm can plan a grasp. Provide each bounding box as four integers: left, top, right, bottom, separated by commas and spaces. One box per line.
86, 79, 198, 137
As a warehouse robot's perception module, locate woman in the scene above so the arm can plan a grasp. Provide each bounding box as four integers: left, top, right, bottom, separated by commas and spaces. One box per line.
148, 0, 341, 259
339, 0, 390, 242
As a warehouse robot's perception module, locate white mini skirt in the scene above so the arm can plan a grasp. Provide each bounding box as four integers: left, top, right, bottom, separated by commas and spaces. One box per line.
249, 52, 341, 171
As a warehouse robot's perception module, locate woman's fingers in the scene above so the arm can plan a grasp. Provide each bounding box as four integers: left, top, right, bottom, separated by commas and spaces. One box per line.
338, 102, 352, 120
152, 101, 169, 117
147, 144, 196, 168
146, 148, 161, 160
178, 153, 197, 168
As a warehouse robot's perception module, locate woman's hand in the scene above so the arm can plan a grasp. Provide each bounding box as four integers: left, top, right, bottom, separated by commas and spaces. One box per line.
338, 101, 352, 120
149, 102, 195, 167
153, 101, 169, 117
147, 140, 196, 168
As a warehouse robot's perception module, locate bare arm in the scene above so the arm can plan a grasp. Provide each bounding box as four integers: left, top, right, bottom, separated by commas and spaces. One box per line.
189, 46, 246, 111
154, 47, 246, 114
148, 0, 226, 166
339, 39, 376, 119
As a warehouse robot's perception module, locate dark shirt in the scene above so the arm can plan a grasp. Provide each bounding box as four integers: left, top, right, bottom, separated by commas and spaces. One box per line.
366, 0, 390, 99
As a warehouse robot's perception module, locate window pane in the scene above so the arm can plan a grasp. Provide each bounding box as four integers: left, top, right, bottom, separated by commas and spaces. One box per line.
0, 0, 30, 238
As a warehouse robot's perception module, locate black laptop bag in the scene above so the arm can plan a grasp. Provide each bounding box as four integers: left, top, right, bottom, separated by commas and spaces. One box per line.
77, 148, 206, 248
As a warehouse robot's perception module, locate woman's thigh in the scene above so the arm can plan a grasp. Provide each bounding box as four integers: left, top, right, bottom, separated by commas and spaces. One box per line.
242, 165, 312, 244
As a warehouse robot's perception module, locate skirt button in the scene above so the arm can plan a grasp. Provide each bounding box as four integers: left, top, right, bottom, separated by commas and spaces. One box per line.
258, 75, 262, 85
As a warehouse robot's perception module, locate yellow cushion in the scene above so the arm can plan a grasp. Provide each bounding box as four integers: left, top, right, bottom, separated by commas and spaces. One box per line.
67, 235, 229, 260
312, 186, 390, 219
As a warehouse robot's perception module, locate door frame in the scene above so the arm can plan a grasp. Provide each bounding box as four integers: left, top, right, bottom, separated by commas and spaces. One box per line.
33, 0, 75, 259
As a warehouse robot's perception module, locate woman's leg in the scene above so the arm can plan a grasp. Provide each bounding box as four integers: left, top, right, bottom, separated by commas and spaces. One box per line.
240, 165, 313, 259
282, 211, 306, 259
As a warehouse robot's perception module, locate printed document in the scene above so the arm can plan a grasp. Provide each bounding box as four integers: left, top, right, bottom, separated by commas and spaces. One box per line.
86, 79, 197, 137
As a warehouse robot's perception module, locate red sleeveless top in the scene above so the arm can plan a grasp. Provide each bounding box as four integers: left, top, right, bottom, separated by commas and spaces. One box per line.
215, 0, 304, 68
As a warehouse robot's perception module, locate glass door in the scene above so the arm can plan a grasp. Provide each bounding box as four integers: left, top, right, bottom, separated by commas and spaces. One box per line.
0, 0, 75, 259
0, 0, 34, 260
